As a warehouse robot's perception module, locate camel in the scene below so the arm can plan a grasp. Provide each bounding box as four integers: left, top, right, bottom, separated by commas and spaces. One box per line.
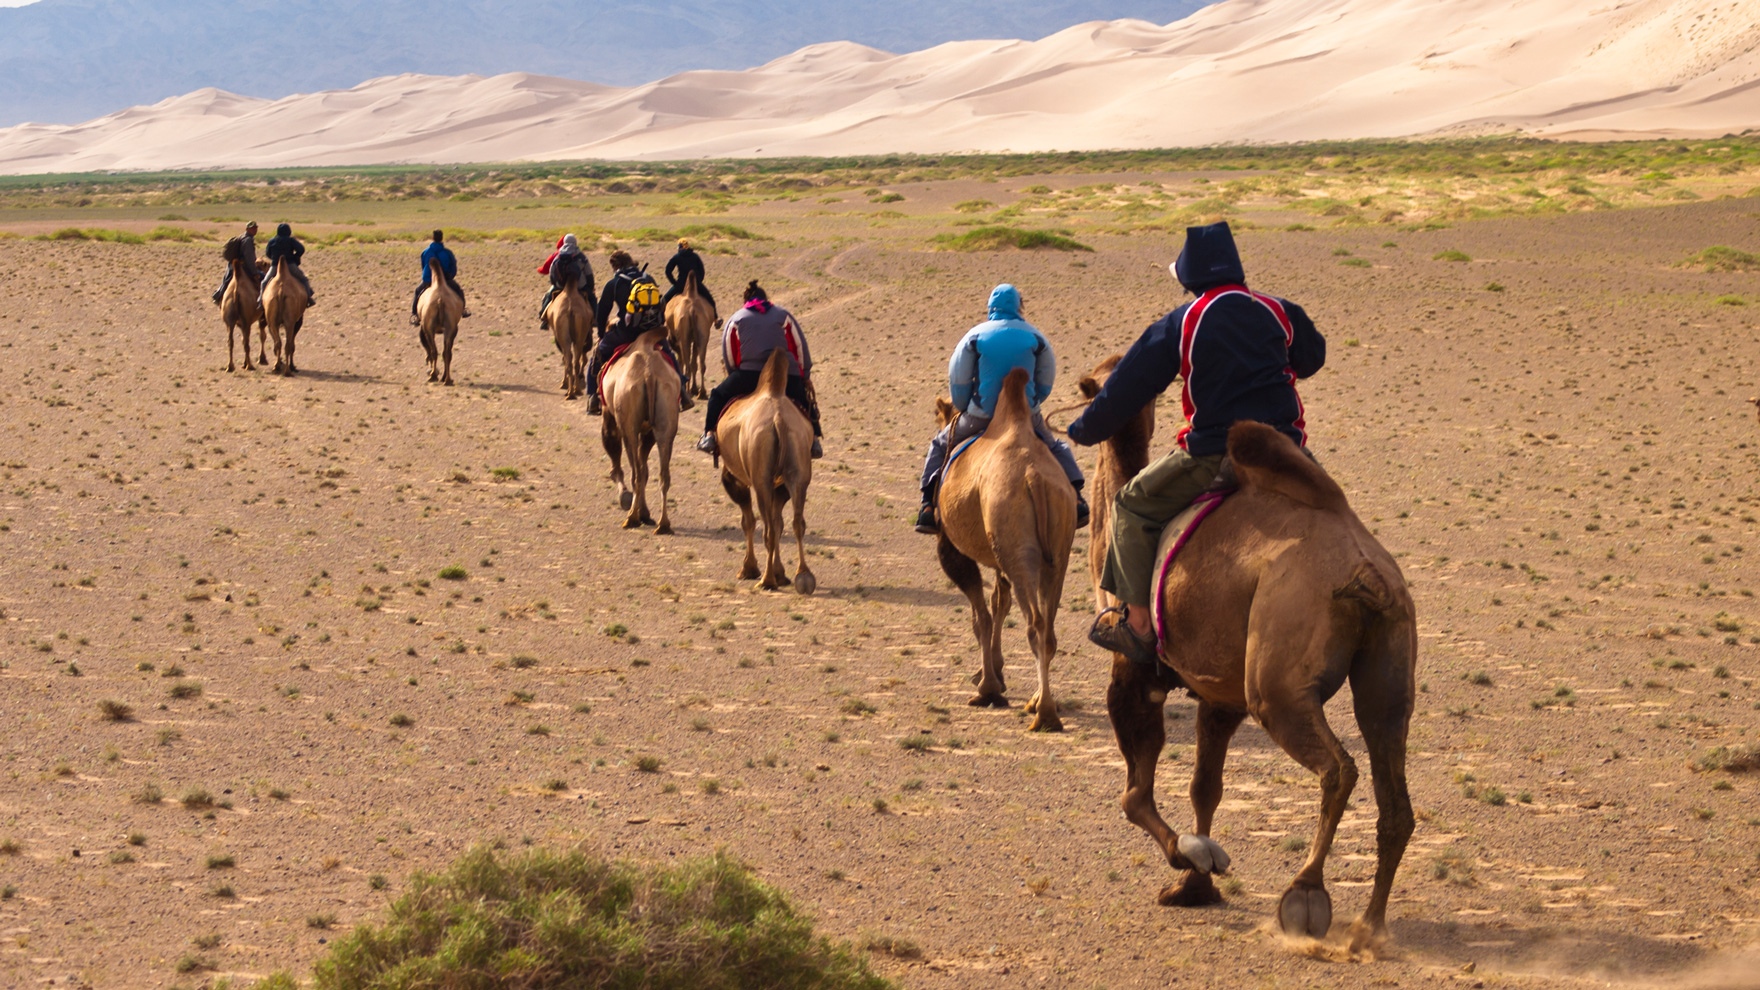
220, 258, 267, 373
715, 347, 816, 595
260, 260, 309, 376
599, 328, 680, 533
416, 258, 463, 385
544, 278, 593, 400
934, 367, 1077, 732
664, 271, 716, 399
1078, 357, 1417, 952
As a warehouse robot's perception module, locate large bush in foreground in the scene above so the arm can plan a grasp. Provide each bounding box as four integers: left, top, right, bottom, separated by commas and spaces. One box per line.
307, 846, 892, 990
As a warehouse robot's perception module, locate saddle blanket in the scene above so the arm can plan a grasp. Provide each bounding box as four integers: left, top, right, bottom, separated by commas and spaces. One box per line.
1150, 486, 1236, 645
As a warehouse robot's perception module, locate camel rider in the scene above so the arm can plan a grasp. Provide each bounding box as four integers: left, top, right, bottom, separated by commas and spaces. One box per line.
661, 238, 715, 310
1072, 222, 1325, 665
410, 230, 469, 325
914, 284, 1088, 534
584, 263, 693, 415
262, 223, 315, 305
696, 280, 823, 459
538, 234, 596, 325
594, 250, 646, 334
211, 221, 260, 304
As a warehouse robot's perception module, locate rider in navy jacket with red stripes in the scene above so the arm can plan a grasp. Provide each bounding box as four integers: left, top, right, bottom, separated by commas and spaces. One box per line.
1070, 221, 1325, 663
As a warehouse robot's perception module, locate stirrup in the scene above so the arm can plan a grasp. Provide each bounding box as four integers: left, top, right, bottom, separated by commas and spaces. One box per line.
695, 433, 718, 455
1088, 606, 1158, 666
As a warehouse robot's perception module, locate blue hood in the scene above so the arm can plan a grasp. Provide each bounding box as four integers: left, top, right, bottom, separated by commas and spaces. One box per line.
987, 283, 1022, 320
1174, 222, 1245, 293
276, 223, 292, 237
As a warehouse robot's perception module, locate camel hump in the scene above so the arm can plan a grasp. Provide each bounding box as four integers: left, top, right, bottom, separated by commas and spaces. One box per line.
635, 327, 667, 349
1226, 421, 1348, 512
991, 366, 1034, 438
757, 346, 790, 396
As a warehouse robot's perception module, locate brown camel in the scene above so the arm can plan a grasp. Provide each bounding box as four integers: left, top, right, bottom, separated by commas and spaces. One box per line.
934, 367, 1077, 732
716, 347, 816, 595
1079, 358, 1417, 952
416, 257, 463, 385
220, 257, 266, 372
544, 279, 592, 400
664, 271, 716, 399
261, 260, 309, 376
599, 328, 680, 533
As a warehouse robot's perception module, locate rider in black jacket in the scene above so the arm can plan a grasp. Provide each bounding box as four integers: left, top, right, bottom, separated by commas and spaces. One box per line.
661, 238, 715, 310
1071, 222, 1325, 664
262, 223, 315, 304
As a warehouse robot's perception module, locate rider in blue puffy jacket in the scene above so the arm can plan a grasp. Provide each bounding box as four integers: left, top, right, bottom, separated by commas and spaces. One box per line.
914, 283, 1087, 533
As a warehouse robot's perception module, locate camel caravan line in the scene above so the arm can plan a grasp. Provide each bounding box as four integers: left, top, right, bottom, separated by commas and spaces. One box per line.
203, 232, 1418, 952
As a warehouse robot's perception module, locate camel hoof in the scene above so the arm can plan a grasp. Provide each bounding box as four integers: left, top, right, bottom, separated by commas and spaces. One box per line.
1157, 870, 1224, 907
1346, 916, 1386, 955
443, 379, 454, 387
618, 491, 634, 510
623, 517, 643, 530
1176, 833, 1232, 876
793, 572, 816, 596
227, 364, 235, 372
1277, 885, 1333, 940
739, 565, 760, 580
655, 521, 672, 536
967, 693, 1009, 709
640, 512, 655, 526
1028, 711, 1063, 733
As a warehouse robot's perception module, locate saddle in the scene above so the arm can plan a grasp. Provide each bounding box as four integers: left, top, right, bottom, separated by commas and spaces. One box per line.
596, 341, 681, 400
1148, 460, 1239, 644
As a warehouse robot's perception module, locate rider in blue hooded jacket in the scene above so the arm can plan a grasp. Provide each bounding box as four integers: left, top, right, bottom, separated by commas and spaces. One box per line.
914, 284, 1088, 533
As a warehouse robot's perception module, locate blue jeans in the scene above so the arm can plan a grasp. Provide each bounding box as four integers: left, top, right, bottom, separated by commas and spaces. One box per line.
920, 411, 1083, 494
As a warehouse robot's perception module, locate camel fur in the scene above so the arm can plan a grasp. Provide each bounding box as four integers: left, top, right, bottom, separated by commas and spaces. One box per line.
664, 271, 717, 399
416, 257, 463, 386
934, 367, 1077, 732
599, 328, 680, 533
716, 347, 816, 595
261, 259, 309, 376
544, 278, 593, 400
221, 257, 268, 372
1080, 356, 1417, 953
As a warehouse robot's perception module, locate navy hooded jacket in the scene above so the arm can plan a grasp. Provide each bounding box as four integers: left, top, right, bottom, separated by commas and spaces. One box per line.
1068, 222, 1324, 458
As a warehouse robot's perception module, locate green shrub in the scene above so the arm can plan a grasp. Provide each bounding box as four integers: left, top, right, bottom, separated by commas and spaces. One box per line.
1684, 246, 1760, 272
307, 846, 892, 990
1433, 250, 1471, 262
437, 566, 467, 581
933, 226, 1091, 253
952, 199, 995, 213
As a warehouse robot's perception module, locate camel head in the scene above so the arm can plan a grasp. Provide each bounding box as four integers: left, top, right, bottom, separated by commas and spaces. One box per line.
935, 394, 958, 430
256, 260, 270, 273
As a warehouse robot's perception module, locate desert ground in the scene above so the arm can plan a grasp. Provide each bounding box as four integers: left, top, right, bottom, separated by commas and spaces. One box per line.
0, 158, 1758, 989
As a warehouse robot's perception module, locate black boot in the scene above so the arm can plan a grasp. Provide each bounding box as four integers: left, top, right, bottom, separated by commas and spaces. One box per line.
913, 485, 938, 534
1088, 606, 1158, 666
1074, 485, 1091, 529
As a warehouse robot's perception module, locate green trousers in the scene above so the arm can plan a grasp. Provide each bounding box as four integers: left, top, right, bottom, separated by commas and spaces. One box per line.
1100, 449, 1225, 609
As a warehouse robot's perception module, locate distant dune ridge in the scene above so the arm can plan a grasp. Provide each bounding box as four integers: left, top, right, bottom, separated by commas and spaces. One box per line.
1, 0, 1756, 174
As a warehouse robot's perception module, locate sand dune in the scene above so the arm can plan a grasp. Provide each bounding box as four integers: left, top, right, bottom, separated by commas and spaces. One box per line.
1, 0, 1756, 173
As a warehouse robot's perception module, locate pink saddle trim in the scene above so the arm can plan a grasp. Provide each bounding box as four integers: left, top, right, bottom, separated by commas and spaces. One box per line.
1152, 488, 1235, 646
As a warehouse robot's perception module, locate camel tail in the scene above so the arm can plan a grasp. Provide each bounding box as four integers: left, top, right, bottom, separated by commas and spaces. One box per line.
1226, 421, 1348, 513
757, 346, 789, 397
991, 367, 1034, 439
1028, 473, 1058, 569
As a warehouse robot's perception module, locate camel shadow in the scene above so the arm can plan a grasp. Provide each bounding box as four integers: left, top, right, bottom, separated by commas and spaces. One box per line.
839, 583, 965, 608
287, 368, 382, 385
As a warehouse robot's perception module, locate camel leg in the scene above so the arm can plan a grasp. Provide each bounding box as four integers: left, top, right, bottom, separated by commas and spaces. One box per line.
722, 472, 760, 580
624, 433, 651, 529
1107, 657, 1200, 880
602, 416, 630, 512
441, 327, 456, 386
758, 485, 788, 590
266, 321, 283, 375
654, 429, 674, 536
938, 536, 1004, 707
789, 476, 814, 595
978, 575, 1012, 703
286, 317, 301, 375
1345, 630, 1416, 953
421, 328, 438, 382
1020, 578, 1061, 732
257, 319, 269, 367
226, 321, 238, 373
1257, 689, 1358, 941
1161, 701, 1247, 907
